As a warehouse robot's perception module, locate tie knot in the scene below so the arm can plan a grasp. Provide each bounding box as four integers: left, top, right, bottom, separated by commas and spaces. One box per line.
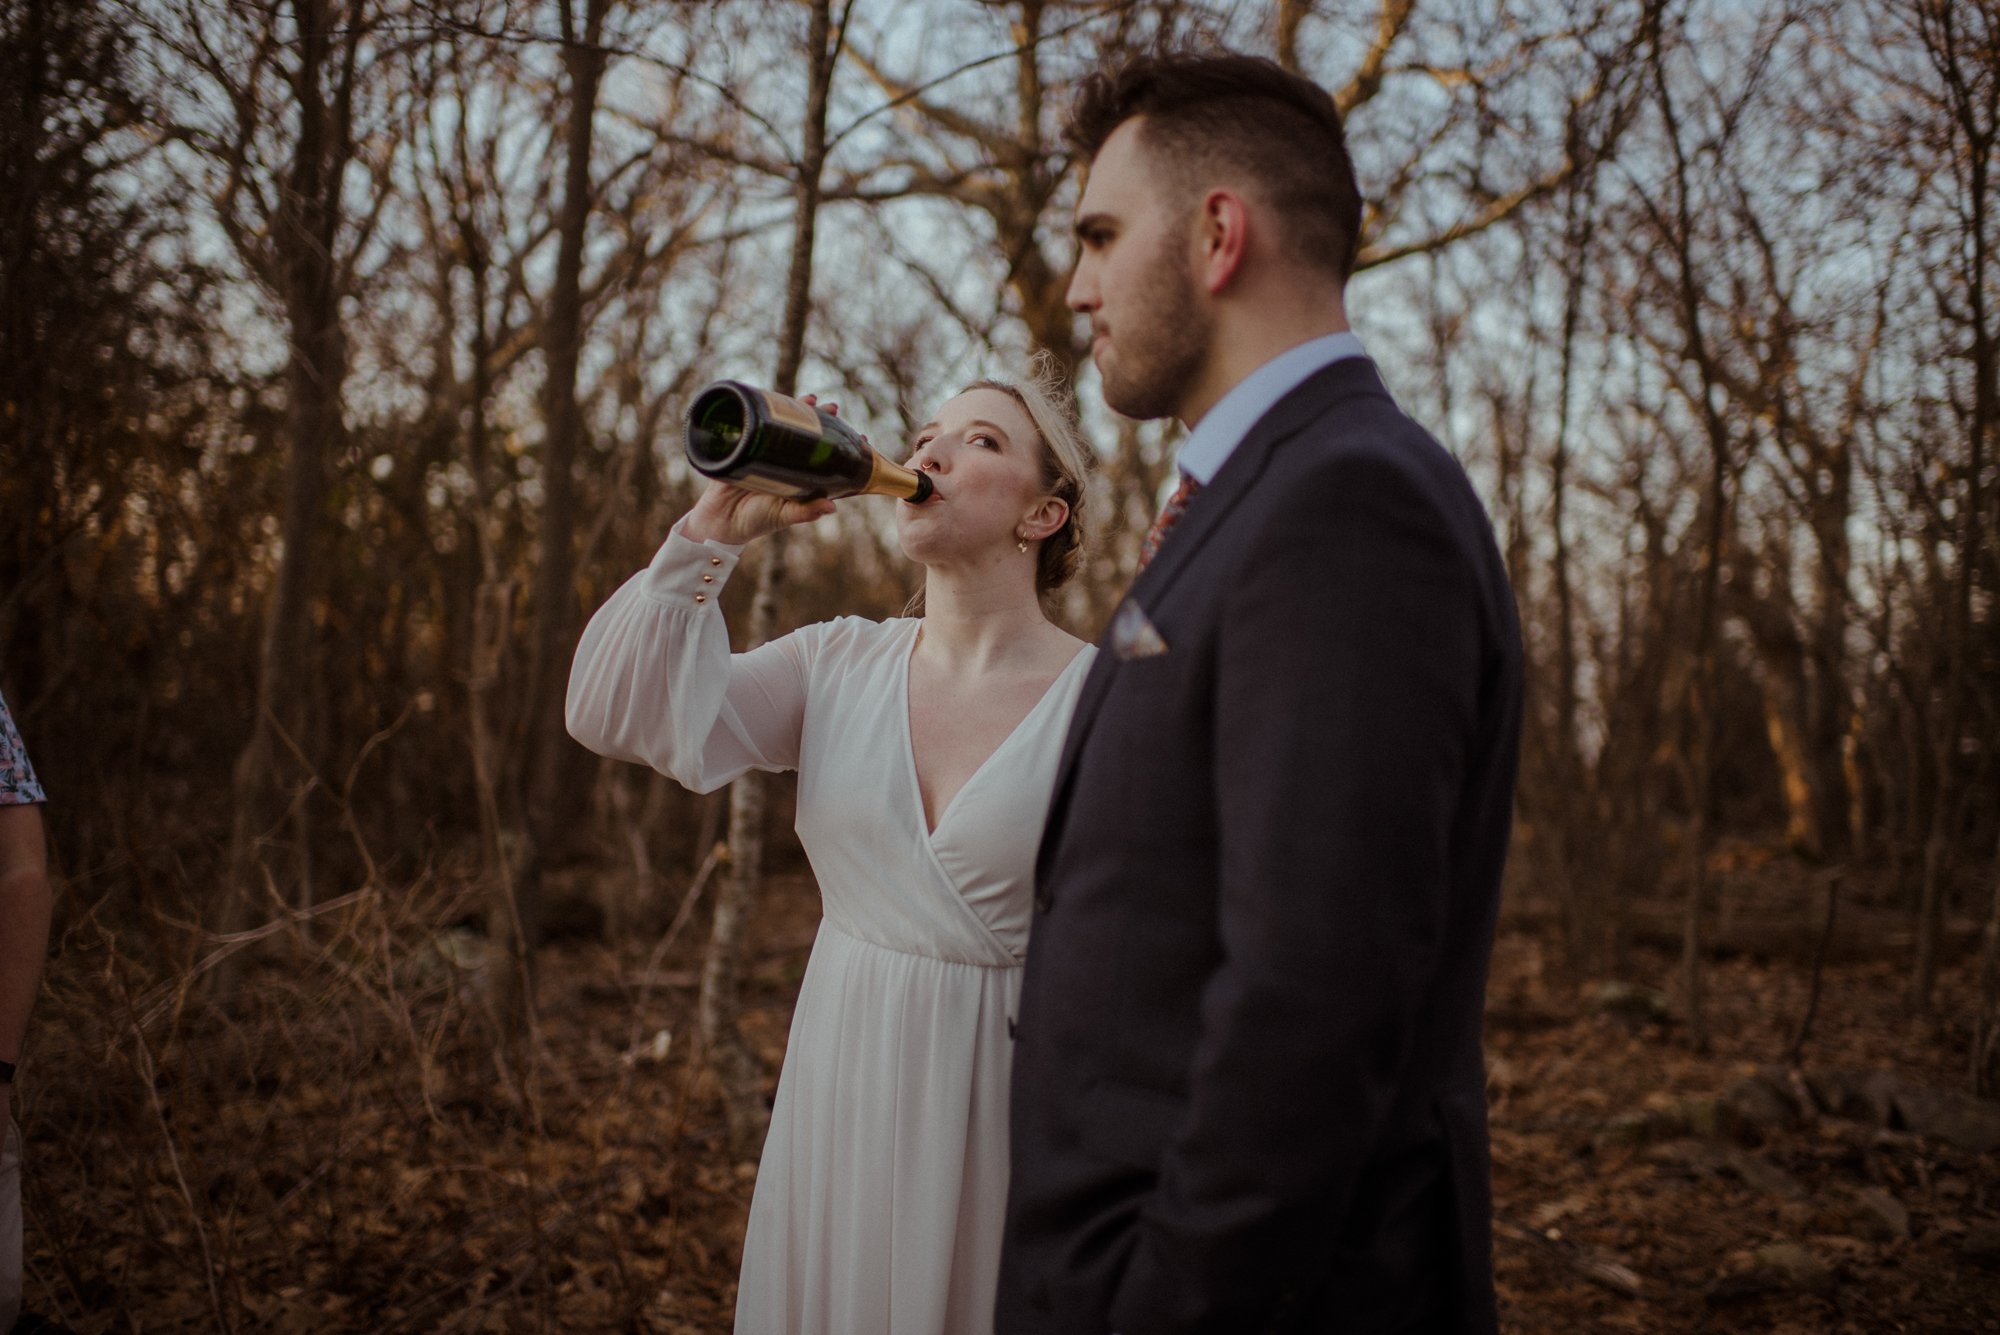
1136, 473, 1201, 575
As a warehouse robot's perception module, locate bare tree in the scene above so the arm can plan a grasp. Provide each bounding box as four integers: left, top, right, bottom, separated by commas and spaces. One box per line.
469, 0, 618, 1052
141, 0, 401, 918
0, 0, 199, 716
697, 0, 857, 1156
1624, 0, 1793, 1049
1896, 0, 1999, 1012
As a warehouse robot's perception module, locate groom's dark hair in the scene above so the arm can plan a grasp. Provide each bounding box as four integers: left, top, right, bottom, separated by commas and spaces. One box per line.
1066, 50, 1363, 283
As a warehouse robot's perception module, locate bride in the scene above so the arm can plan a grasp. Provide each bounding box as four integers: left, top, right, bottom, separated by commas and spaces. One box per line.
566, 365, 1094, 1334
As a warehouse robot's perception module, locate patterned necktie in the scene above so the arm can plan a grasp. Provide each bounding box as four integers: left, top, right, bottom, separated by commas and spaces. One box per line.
1136, 473, 1201, 575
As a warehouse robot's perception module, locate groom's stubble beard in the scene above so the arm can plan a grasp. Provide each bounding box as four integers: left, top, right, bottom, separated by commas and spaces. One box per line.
1096, 221, 1211, 423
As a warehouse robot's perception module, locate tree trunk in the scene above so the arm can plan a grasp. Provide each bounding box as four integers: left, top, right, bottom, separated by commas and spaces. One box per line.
1807, 464, 1854, 859
1681, 637, 1719, 1055
452, 170, 538, 1061
1649, 22, 1727, 1051
1975, 857, 2000, 1095
515, 0, 611, 962
698, 0, 847, 1158
1914, 816, 1955, 1010
997, 1, 1075, 377
226, 0, 359, 925
1549, 187, 1593, 972
1757, 652, 1826, 859
470, 577, 533, 1039
1912, 0, 1994, 1012
1275, 0, 1314, 72
701, 528, 789, 1154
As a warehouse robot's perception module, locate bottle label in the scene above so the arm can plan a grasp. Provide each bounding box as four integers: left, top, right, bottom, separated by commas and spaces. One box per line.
756, 389, 824, 437
728, 472, 822, 501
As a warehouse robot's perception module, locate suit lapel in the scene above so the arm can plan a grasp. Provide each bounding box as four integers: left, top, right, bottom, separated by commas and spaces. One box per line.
1037, 359, 1393, 885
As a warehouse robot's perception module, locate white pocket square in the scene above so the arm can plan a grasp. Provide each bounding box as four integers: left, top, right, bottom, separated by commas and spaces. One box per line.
1111, 599, 1169, 660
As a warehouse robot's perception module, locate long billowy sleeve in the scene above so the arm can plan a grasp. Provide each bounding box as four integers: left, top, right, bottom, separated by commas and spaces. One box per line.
566, 519, 814, 793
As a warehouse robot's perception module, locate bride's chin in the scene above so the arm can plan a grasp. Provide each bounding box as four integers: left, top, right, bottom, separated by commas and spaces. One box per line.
896, 533, 941, 566
898, 533, 980, 570
897, 518, 952, 562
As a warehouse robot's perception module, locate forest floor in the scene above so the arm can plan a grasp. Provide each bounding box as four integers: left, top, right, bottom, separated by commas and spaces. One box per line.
15, 854, 2000, 1333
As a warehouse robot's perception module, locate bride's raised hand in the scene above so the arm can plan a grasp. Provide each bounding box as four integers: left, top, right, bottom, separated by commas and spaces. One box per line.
682, 480, 833, 545
680, 394, 847, 545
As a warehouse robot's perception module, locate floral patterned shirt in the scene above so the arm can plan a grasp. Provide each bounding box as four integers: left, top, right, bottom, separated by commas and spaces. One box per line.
0, 689, 45, 805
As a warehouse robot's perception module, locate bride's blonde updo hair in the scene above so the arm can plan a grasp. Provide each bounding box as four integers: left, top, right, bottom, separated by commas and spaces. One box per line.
964, 352, 1093, 596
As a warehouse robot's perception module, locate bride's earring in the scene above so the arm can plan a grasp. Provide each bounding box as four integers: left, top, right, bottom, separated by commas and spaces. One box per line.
1016, 532, 1029, 554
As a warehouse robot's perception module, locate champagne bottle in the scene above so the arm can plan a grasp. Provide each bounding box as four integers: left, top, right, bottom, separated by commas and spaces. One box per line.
684, 380, 934, 503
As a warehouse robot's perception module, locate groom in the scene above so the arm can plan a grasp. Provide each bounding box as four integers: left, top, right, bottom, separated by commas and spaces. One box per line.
999, 50, 1523, 1335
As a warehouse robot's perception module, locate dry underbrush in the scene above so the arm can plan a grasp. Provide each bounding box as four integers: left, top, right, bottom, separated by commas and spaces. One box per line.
20, 867, 822, 1333
1488, 867, 2000, 1333
14, 860, 2000, 1332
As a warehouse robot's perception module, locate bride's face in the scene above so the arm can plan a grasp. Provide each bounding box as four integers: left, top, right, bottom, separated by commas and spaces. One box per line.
895, 388, 1055, 573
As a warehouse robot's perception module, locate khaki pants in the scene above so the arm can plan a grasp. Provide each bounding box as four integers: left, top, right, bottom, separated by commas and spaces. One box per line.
1, 1117, 19, 1333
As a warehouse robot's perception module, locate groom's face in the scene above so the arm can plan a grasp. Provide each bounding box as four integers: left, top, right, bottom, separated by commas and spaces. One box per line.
1068, 119, 1211, 423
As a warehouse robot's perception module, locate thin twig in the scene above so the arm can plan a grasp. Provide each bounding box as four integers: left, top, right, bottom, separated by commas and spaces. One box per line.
619, 841, 728, 1097
114, 980, 232, 1331
129, 886, 379, 1037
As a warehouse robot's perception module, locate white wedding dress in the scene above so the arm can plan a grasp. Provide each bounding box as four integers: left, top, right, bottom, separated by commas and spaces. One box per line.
566, 521, 1094, 1335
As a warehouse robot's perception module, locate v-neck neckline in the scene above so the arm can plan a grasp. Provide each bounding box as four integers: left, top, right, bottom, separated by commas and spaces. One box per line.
899, 621, 1090, 840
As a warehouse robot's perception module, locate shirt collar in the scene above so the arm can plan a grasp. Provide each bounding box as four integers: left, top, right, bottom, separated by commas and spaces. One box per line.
1174, 331, 1368, 486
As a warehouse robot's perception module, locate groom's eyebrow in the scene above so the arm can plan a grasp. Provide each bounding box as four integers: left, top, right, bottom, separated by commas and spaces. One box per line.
1074, 211, 1115, 241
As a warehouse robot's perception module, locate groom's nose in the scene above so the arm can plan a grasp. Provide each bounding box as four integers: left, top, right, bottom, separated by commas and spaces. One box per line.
1066, 255, 1098, 315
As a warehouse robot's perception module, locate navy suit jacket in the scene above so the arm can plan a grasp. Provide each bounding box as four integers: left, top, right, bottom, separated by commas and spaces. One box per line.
997, 359, 1522, 1335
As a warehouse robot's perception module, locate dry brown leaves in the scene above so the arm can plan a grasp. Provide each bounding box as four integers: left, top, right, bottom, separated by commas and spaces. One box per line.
15, 860, 2000, 1332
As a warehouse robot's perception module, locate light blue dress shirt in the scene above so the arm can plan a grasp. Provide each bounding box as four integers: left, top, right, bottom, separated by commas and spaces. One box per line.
1173, 331, 1368, 485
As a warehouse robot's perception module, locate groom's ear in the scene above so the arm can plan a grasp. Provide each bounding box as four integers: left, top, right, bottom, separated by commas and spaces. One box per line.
1195, 188, 1251, 295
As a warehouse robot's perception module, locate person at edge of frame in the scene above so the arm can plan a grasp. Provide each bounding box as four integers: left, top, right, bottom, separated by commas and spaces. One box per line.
1, 687, 53, 1335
